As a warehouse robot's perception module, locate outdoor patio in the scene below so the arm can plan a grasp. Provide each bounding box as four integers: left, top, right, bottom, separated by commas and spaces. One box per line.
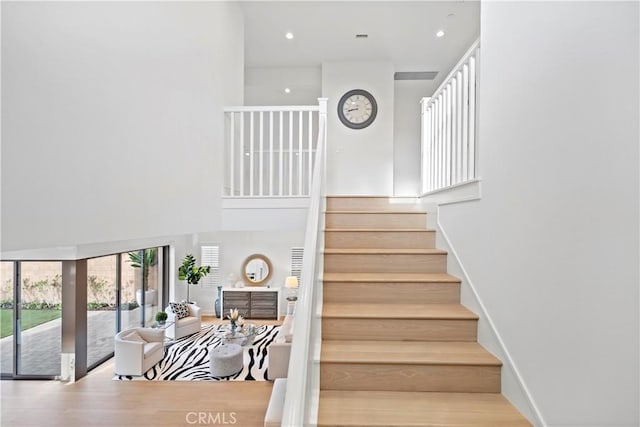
1, 308, 151, 375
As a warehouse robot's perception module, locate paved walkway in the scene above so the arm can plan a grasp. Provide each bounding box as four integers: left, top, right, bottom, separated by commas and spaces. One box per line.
1, 308, 156, 375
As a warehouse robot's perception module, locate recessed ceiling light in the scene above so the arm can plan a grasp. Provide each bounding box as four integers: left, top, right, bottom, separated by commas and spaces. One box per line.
284, 88, 291, 94
436, 30, 445, 38
285, 32, 294, 40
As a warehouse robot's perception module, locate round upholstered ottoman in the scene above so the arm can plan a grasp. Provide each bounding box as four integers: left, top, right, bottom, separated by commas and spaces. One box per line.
209, 344, 243, 378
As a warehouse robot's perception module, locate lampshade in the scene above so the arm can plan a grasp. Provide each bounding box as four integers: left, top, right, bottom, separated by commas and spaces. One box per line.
285, 276, 299, 289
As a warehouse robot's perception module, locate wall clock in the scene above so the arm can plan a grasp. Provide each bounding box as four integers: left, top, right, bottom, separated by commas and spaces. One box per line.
337, 89, 378, 129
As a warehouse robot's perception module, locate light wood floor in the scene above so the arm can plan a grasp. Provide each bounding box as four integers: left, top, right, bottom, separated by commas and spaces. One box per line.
1, 316, 281, 427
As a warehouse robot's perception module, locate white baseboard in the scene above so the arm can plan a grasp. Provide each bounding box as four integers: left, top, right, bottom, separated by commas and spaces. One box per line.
433, 209, 547, 427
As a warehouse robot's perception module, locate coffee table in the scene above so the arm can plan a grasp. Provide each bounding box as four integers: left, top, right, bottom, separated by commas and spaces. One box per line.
217, 324, 259, 346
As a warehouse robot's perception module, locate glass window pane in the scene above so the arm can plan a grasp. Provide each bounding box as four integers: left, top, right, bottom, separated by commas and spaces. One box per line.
19, 262, 62, 376
145, 248, 160, 324
1, 262, 15, 374
120, 252, 142, 329
87, 255, 117, 368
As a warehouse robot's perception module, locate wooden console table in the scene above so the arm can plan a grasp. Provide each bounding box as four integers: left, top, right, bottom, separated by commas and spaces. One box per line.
221, 287, 280, 320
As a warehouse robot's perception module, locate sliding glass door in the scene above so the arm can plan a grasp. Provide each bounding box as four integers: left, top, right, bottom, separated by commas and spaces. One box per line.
1, 262, 15, 375
1, 246, 168, 378
119, 247, 163, 330
18, 262, 63, 376
87, 255, 117, 368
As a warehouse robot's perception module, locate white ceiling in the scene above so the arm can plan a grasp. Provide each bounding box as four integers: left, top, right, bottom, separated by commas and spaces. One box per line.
241, 1, 480, 73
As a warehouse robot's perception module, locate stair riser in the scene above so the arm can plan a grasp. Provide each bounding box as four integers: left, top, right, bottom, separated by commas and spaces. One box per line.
321, 363, 501, 393
324, 282, 460, 304
322, 318, 477, 341
324, 253, 447, 273
317, 391, 533, 427
325, 231, 435, 249
327, 197, 420, 211
326, 212, 426, 229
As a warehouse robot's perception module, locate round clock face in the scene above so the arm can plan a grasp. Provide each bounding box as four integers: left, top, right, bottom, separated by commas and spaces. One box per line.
337, 89, 378, 129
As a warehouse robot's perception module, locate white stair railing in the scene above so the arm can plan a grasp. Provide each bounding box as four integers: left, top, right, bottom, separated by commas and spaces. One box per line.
281, 98, 327, 426
223, 104, 321, 197
421, 39, 480, 194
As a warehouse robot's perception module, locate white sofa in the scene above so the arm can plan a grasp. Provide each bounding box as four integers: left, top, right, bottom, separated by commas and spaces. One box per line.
165, 302, 201, 340
267, 315, 294, 380
114, 327, 165, 376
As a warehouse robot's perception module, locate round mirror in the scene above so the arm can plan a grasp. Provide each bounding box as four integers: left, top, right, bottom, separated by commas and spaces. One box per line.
241, 254, 273, 286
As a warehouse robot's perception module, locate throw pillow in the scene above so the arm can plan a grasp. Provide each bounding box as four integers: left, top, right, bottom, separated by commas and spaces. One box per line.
170, 301, 190, 319
123, 330, 147, 343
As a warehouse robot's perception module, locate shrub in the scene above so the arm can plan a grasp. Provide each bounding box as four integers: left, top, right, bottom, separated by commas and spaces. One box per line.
121, 301, 139, 311
20, 301, 61, 310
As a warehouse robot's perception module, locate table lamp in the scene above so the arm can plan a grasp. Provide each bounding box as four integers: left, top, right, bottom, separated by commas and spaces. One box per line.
285, 276, 299, 302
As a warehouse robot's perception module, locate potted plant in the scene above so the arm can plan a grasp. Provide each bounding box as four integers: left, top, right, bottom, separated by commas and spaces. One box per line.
128, 249, 158, 306
155, 311, 168, 326
178, 253, 210, 303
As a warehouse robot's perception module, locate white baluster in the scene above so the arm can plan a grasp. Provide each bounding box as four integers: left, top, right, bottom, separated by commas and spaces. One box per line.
229, 112, 235, 196
462, 63, 469, 182
259, 111, 264, 196
430, 106, 435, 192
279, 112, 284, 196
289, 110, 293, 196
269, 111, 274, 196
308, 110, 313, 195
447, 85, 452, 188
239, 112, 244, 196
456, 71, 463, 185
298, 111, 303, 196
250, 112, 254, 196
437, 93, 443, 190
468, 54, 477, 179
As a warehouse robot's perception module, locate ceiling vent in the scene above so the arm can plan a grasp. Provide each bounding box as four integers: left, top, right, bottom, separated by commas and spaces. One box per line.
355, 34, 368, 39
394, 71, 439, 81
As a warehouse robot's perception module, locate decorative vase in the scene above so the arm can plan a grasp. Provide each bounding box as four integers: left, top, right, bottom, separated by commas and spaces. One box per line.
215, 286, 222, 318
230, 323, 237, 335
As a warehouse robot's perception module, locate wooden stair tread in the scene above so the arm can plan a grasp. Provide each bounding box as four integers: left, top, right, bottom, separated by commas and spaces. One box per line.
321, 340, 501, 366
326, 210, 424, 214
323, 272, 460, 283
323, 303, 478, 320
317, 390, 532, 427
325, 228, 434, 232
324, 248, 446, 255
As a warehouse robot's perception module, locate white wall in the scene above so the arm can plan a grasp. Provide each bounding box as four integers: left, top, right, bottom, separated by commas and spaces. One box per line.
438, 2, 639, 425
175, 230, 304, 317
322, 61, 394, 195
393, 80, 431, 196
1, 2, 244, 252
245, 66, 321, 106
221, 198, 309, 232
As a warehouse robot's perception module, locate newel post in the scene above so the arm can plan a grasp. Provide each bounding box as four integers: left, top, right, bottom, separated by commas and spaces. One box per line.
317, 97, 328, 120
317, 97, 328, 158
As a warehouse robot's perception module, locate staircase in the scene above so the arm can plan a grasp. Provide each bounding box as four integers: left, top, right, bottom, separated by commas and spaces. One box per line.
317, 196, 531, 426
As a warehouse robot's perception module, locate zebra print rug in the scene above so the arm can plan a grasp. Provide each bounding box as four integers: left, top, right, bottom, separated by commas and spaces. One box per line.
114, 324, 280, 381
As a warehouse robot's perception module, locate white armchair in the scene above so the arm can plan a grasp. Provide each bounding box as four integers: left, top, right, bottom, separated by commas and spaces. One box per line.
114, 327, 165, 376
165, 302, 202, 340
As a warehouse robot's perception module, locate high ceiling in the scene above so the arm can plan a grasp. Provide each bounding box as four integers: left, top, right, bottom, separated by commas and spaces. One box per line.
241, 1, 480, 73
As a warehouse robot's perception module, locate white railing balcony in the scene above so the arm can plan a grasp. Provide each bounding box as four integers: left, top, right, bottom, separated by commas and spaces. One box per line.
224, 101, 327, 197
421, 39, 480, 194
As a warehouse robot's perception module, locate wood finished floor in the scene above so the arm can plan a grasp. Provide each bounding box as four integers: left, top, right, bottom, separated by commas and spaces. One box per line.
1, 316, 281, 427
